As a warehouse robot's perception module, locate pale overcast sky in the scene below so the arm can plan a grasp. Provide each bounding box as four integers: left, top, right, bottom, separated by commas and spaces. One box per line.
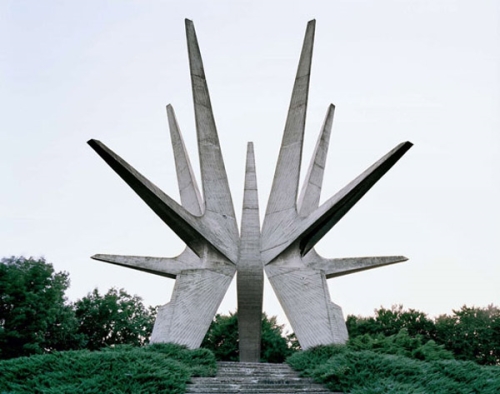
1, 1, 499, 327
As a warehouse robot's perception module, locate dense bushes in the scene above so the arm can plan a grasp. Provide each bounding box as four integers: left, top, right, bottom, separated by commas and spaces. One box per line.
0, 343, 216, 393
287, 306, 500, 392
348, 329, 453, 362
287, 343, 500, 393
347, 304, 500, 365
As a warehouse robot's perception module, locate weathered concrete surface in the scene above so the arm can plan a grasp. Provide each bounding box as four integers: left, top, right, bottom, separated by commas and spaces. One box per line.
88, 19, 237, 349
262, 20, 412, 349
237, 143, 263, 362
89, 18, 412, 355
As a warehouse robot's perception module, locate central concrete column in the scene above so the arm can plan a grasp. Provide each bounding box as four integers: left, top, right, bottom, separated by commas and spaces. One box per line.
237, 143, 263, 362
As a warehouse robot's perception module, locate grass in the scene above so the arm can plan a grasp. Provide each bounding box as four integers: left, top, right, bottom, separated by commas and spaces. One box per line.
0, 343, 216, 394
287, 333, 500, 394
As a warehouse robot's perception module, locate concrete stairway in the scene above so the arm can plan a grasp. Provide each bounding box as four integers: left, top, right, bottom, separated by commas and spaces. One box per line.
185, 361, 335, 393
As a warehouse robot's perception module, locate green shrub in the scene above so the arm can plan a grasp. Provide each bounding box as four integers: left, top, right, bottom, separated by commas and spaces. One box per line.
348, 329, 453, 361
287, 345, 500, 393
0, 343, 216, 393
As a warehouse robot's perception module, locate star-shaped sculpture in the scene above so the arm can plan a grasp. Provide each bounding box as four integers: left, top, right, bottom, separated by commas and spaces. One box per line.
88, 19, 412, 361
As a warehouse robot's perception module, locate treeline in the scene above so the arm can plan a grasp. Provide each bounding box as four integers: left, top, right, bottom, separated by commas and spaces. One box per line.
0, 256, 156, 359
2, 256, 499, 367
346, 304, 500, 365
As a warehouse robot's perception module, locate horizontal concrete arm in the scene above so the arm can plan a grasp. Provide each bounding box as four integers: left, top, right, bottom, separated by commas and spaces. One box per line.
303, 250, 408, 278
91, 253, 199, 279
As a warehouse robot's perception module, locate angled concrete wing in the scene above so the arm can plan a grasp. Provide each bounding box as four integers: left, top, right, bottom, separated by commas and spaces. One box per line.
88, 139, 237, 263
262, 20, 315, 243
297, 104, 335, 218
185, 19, 239, 255
298, 141, 413, 257
87, 20, 241, 349
151, 262, 235, 348
263, 20, 412, 350
262, 141, 412, 263
166, 104, 204, 216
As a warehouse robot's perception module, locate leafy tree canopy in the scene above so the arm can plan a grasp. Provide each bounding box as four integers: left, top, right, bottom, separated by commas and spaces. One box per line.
434, 304, 500, 365
74, 287, 156, 350
201, 311, 298, 363
0, 256, 80, 359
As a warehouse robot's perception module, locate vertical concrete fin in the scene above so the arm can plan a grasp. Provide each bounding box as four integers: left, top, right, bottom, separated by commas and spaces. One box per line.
298, 104, 335, 217
185, 19, 238, 242
262, 20, 315, 243
299, 141, 413, 256
166, 104, 204, 216
238, 142, 263, 362
91, 253, 195, 279
87, 139, 236, 262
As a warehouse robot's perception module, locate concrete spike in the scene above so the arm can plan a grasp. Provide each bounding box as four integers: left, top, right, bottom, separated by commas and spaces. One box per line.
303, 250, 408, 278
87, 139, 238, 263
262, 141, 413, 264
166, 105, 204, 216
262, 20, 315, 242
237, 142, 263, 362
298, 141, 413, 256
91, 252, 200, 279
185, 19, 238, 245
298, 104, 335, 217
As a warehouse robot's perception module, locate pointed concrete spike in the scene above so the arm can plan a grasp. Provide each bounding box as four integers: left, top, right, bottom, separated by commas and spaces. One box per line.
88, 139, 238, 263
185, 19, 238, 242
303, 251, 408, 278
167, 105, 203, 216
262, 20, 316, 241
299, 141, 413, 256
298, 104, 335, 217
237, 142, 263, 362
240, 142, 260, 244
91, 253, 200, 279
262, 141, 413, 263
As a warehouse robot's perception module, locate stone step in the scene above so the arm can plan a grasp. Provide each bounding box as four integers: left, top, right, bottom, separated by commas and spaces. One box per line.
186, 386, 331, 394
190, 377, 317, 384
185, 361, 338, 394
186, 389, 332, 393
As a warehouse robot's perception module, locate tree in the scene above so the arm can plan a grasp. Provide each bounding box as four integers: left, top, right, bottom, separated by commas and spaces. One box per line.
74, 287, 156, 350
346, 305, 435, 340
201, 311, 298, 362
0, 256, 81, 359
434, 305, 500, 365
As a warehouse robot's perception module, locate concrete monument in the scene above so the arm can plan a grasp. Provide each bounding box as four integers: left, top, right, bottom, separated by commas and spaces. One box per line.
88, 19, 412, 362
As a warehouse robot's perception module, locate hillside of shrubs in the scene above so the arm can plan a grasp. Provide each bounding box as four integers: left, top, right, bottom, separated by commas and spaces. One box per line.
288, 330, 500, 393
0, 343, 216, 394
